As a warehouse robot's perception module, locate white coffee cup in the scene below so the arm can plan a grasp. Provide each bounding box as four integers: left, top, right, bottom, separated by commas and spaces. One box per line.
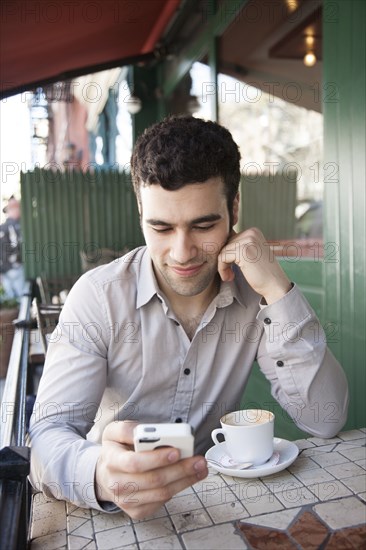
211, 409, 275, 465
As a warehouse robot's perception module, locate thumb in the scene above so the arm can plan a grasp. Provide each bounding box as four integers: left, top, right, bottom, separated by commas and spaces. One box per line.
102, 420, 139, 446
218, 262, 235, 282
218, 230, 238, 281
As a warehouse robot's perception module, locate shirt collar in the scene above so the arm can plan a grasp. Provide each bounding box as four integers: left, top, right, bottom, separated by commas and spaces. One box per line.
136, 248, 247, 310
136, 248, 161, 309
215, 265, 247, 309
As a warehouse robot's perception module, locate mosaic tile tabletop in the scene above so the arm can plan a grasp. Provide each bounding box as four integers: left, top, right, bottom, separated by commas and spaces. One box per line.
29, 429, 366, 549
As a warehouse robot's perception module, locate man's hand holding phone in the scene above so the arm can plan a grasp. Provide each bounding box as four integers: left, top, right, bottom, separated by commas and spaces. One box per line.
95, 421, 207, 520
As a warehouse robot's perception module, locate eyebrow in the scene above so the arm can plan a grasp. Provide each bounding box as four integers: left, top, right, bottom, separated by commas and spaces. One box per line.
145, 214, 222, 226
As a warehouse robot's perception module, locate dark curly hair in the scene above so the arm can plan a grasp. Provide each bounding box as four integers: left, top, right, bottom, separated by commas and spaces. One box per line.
131, 116, 241, 226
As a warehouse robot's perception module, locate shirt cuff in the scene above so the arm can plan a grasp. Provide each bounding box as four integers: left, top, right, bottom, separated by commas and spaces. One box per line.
258, 282, 294, 309
74, 443, 120, 513
257, 282, 310, 322
256, 283, 317, 347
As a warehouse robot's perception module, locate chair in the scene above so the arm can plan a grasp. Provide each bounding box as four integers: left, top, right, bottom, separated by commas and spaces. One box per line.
36, 275, 50, 303
80, 247, 127, 273
33, 299, 62, 354
36, 275, 79, 304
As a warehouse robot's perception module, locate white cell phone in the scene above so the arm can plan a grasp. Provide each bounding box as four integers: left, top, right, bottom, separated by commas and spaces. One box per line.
133, 423, 194, 458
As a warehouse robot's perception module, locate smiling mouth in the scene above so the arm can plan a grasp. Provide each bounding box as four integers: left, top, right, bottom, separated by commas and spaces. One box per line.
170, 264, 204, 277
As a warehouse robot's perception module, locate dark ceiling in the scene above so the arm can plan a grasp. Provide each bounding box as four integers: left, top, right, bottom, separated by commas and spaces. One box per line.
219, 0, 323, 111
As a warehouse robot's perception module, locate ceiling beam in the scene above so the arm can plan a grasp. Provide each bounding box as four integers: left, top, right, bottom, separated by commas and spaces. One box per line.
254, 0, 322, 59
161, 0, 248, 97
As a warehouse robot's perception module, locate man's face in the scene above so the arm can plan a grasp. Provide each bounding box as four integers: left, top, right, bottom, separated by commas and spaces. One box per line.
140, 177, 238, 299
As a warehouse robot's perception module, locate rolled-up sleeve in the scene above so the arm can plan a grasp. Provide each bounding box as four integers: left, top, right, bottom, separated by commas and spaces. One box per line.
256, 284, 349, 438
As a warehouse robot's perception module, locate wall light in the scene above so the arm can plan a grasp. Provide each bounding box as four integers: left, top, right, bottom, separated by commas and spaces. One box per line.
125, 94, 142, 115
304, 52, 317, 66
304, 34, 317, 67
285, 0, 300, 13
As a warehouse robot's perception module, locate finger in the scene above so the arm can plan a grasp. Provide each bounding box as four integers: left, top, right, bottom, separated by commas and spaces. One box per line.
116, 454, 207, 489
116, 470, 208, 515
118, 501, 167, 521
102, 420, 139, 446
120, 443, 207, 474
101, 452, 207, 510
218, 265, 234, 282
218, 242, 237, 281
101, 444, 182, 477
101, 439, 189, 479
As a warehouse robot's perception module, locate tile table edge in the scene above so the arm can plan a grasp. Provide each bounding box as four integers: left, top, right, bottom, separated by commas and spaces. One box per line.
29, 428, 366, 549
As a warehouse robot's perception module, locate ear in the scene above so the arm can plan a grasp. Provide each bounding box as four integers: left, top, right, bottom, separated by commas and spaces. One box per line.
232, 192, 240, 226
136, 189, 143, 218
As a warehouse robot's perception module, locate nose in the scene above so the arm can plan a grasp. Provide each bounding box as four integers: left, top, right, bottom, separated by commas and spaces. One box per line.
170, 231, 197, 265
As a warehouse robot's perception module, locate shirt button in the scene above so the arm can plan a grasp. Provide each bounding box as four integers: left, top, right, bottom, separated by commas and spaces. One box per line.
276, 360, 284, 367
184, 368, 191, 375
175, 417, 183, 423
264, 318, 271, 325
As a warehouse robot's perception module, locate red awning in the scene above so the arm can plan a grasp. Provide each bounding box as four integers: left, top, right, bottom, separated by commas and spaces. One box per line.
0, 0, 180, 98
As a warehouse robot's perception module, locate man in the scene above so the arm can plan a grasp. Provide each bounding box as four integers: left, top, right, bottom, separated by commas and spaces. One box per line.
29, 116, 348, 520
0, 195, 25, 302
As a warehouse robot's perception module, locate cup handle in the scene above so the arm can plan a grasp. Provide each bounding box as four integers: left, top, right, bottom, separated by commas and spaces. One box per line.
211, 428, 225, 445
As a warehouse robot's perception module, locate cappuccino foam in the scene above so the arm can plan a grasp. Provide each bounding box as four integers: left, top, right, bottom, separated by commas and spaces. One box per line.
224, 409, 273, 426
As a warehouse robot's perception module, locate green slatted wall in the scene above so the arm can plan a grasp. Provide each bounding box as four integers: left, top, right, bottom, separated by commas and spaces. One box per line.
238, 171, 297, 240
20, 168, 144, 279
323, 0, 366, 431
242, 0, 366, 438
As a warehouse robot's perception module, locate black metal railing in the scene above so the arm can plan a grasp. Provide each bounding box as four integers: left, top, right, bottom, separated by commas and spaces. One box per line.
0, 282, 33, 550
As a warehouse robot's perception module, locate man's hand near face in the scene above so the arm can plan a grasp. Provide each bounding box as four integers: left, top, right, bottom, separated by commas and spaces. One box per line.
95, 421, 208, 520
218, 227, 292, 304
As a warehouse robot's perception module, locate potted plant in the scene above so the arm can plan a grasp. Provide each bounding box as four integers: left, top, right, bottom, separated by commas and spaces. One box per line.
0, 285, 19, 378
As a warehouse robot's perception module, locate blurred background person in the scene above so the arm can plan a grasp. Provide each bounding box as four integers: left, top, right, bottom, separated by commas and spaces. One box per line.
0, 195, 25, 302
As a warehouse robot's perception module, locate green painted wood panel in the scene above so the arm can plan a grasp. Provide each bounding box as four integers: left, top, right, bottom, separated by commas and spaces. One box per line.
131, 65, 161, 143
237, 166, 325, 439
242, 1, 365, 439
21, 168, 144, 279
323, 0, 366, 431
161, 0, 248, 97
238, 172, 298, 240
279, 259, 324, 322
241, 258, 324, 441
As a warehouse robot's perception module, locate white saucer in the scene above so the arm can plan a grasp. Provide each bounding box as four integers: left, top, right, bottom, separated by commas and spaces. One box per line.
205, 438, 299, 478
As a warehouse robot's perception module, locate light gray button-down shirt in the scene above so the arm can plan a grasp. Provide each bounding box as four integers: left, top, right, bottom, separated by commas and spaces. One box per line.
29, 246, 349, 510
